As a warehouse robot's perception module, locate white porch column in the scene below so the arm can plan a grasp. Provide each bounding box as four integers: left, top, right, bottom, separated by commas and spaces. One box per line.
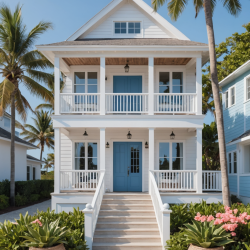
196, 128, 202, 193
149, 128, 155, 170
100, 57, 106, 115
54, 128, 61, 193
196, 57, 202, 115
83, 207, 94, 250
54, 57, 60, 116
100, 128, 106, 170
148, 57, 154, 115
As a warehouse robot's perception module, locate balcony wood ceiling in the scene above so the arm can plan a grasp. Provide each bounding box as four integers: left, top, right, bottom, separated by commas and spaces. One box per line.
63, 57, 192, 66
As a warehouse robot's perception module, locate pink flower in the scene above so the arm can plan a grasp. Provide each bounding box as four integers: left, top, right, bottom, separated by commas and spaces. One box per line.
207, 215, 215, 222
216, 213, 222, 218
31, 219, 42, 227
12, 222, 18, 225
200, 216, 208, 222
231, 232, 236, 236
195, 213, 201, 221
225, 206, 230, 212
246, 215, 250, 220
233, 209, 238, 214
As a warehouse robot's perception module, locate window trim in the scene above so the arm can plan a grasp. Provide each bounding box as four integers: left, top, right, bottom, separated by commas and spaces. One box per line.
33, 167, 36, 180
73, 140, 99, 171
224, 85, 236, 109
228, 150, 237, 175
73, 71, 99, 94
157, 140, 186, 170
244, 74, 250, 103
156, 67, 186, 93
27, 166, 30, 181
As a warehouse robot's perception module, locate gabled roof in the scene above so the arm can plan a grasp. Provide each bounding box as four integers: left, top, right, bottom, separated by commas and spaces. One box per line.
27, 154, 44, 163
0, 127, 37, 149
227, 129, 250, 146
219, 60, 250, 87
67, 0, 189, 41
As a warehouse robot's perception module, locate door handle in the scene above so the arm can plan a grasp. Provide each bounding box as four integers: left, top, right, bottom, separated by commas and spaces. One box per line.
128, 167, 130, 176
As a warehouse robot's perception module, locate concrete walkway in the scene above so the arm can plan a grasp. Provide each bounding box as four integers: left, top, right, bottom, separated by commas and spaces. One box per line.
0, 200, 51, 223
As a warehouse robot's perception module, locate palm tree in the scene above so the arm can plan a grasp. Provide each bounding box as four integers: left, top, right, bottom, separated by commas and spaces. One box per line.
0, 4, 53, 205
152, 0, 242, 206
19, 110, 54, 170
43, 153, 54, 169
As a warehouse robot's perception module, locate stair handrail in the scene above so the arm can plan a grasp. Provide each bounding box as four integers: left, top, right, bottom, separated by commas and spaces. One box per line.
149, 170, 172, 249
83, 170, 105, 250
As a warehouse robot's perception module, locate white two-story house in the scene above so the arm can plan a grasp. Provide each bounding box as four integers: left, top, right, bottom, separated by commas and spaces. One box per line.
37, 0, 223, 249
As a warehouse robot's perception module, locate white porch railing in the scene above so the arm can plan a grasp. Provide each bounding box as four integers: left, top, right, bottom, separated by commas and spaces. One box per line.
202, 171, 222, 191
60, 93, 100, 113
152, 170, 197, 191
154, 93, 197, 114
106, 93, 148, 113
83, 171, 105, 250
149, 171, 171, 248
60, 170, 100, 191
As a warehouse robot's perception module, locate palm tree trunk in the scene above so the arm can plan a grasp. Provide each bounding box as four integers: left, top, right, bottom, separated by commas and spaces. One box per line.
40, 145, 43, 169
203, 0, 230, 206
10, 93, 15, 206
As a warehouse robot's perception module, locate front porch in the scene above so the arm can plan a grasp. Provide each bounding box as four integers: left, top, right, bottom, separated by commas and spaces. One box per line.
54, 127, 222, 195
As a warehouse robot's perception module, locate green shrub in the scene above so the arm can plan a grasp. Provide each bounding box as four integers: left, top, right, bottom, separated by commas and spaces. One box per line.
30, 194, 40, 202
40, 190, 51, 198
231, 194, 242, 204
166, 231, 189, 250
0, 195, 9, 210
15, 194, 28, 207
0, 179, 10, 197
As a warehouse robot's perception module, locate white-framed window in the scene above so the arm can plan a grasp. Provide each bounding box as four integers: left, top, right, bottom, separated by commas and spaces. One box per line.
74, 72, 98, 93
224, 85, 236, 108
33, 167, 36, 180
27, 166, 30, 180
228, 151, 237, 174
114, 21, 141, 35
245, 76, 250, 101
159, 72, 183, 93
159, 142, 184, 170
3, 117, 10, 128
74, 142, 98, 170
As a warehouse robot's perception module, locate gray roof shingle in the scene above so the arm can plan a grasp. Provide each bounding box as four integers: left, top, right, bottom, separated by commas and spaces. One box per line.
27, 154, 42, 162
228, 129, 250, 144
39, 38, 208, 47
0, 128, 37, 148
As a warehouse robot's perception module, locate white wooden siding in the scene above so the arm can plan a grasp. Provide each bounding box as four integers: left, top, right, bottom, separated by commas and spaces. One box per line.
79, 2, 171, 39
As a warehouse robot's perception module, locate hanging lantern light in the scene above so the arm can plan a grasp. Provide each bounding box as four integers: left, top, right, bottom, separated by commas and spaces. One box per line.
124, 60, 129, 73
170, 131, 175, 140
127, 131, 132, 139
83, 130, 88, 136
106, 142, 110, 148
145, 141, 149, 148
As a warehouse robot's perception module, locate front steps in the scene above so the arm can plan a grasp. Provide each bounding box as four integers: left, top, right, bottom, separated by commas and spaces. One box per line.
93, 193, 162, 250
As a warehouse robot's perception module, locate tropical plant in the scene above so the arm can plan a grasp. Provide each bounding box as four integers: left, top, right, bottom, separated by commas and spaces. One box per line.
18, 110, 54, 168
22, 218, 68, 248
151, 0, 243, 206
43, 153, 54, 169
202, 122, 220, 170
166, 231, 189, 250
0, 4, 53, 205
183, 220, 233, 248
0, 195, 9, 210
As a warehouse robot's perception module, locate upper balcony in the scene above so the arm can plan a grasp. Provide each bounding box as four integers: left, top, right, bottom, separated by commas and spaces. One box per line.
54, 56, 203, 116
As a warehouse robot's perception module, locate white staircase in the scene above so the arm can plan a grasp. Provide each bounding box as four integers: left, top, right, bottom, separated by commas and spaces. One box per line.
92, 193, 162, 250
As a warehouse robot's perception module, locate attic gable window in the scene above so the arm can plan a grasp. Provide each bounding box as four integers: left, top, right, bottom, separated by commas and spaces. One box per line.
128, 22, 141, 34
114, 22, 141, 35
114, 22, 126, 34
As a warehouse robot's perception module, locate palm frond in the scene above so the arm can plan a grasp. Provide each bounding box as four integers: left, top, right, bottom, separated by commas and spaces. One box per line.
151, 0, 168, 11
35, 103, 53, 111
26, 69, 54, 85
168, 0, 188, 21
193, 0, 203, 18
0, 78, 15, 116
222, 0, 241, 16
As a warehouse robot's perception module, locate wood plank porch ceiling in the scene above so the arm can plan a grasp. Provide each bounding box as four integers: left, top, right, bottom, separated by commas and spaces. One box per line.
63, 57, 192, 66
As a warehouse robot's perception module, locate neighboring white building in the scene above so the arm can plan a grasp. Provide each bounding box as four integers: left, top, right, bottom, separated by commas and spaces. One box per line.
37, 0, 223, 249
0, 113, 42, 181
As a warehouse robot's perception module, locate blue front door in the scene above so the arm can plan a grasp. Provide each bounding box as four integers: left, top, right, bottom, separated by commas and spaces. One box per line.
113, 142, 142, 192
113, 76, 142, 112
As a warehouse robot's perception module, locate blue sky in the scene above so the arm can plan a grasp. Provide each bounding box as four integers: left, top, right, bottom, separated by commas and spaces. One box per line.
7, 0, 250, 161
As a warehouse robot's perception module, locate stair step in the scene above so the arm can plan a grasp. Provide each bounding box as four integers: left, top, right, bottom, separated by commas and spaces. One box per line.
102, 199, 152, 204
99, 210, 155, 216
96, 222, 158, 229
94, 228, 160, 235
101, 204, 153, 210
92, 243, 162, 250
93, 235, 161, 243
103, 194, 150, 200
98, 216, 156, 222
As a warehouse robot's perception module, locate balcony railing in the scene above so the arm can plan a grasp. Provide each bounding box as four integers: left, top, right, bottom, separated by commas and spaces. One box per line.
60, 170, 100, 191
202, 171, 222, 191
154, 93, 197, 114
106, 93, 148, 113
60, 94, 100, 113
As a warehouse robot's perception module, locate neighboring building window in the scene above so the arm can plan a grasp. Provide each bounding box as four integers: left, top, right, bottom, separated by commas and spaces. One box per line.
75, 142, 98, 170
159, 72, 183, 93
33, 167, 36, 180
128, 22, 141, 34
246, 77, 250, 101
225, 91, 229, 108
231, 87, 235, 106
159, 142, 183, 170
3, 117, 10, 128
27, 166, 30, 180
228, 151, 237, 174
114, 22, 126, 34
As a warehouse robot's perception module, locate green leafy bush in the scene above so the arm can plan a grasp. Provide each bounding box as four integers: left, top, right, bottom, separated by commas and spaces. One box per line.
40, 190, 51, 198
0, 195, 9, 210
166, 231, 189, 250
15, 194, 28, 207
231, 194, 242, 204
30, 194, 40, 202
0, 179, 10, 197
